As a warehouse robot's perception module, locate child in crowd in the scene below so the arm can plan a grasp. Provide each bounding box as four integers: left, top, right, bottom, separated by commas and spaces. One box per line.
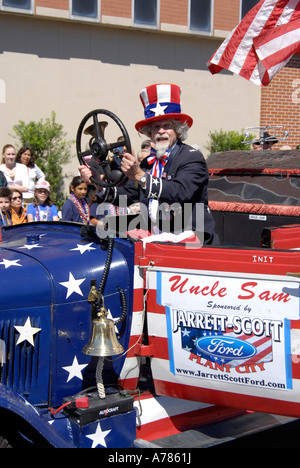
62, 176, 91, 224
10, 189, 27, 225
27, 180, 59, 222
0, 187, 12, 226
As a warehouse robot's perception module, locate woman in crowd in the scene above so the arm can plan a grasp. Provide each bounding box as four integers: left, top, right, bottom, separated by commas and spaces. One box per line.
10, 189, 27, 225
0, 144, 29, 194
16, 145, 45, 206
27, 180, 59, 222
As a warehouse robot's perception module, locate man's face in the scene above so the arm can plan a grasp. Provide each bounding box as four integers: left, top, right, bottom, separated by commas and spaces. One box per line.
150, 120, 177, 157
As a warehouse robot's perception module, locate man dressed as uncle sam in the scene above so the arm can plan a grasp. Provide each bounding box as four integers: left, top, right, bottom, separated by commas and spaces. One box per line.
79, 83, 215, 245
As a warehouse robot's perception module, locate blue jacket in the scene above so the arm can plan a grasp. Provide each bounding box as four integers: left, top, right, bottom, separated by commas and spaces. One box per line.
97, 141, 215, 244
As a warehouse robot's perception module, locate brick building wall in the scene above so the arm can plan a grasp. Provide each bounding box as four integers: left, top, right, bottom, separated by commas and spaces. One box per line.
36, 0, 68, 10
260, 55, 300, 150
101, 0, 132, 19
214, 0, 240, 32
34, 0, 241, 30
160, 0, 188, 26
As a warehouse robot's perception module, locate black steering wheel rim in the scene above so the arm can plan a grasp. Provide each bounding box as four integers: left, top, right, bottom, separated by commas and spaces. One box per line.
76, 109, 131, 188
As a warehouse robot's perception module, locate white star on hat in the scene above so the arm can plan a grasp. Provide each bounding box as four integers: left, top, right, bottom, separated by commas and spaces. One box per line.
86, 423, 111, 448
14, 317, 41, 346
59, 272, 85, 299
152, 102, 168, 116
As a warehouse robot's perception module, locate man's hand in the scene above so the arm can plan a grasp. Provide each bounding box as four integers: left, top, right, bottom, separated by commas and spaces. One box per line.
121, 151, 145, 181
79, 164, 105, 188
79, 164, 93, 183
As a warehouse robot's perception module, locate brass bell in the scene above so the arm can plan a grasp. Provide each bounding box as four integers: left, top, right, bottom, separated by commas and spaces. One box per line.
82, 306, 124, 357
84, 121, 108, 139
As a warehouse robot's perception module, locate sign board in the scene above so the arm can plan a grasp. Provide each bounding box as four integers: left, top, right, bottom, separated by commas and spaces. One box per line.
155, 271, 300, 393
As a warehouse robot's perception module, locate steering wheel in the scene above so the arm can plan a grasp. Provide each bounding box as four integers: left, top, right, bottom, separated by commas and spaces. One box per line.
76, 109, 131, 188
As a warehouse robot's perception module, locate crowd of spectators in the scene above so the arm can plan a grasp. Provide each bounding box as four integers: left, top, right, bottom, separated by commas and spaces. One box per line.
0, 141, 143, 228
1, 134, 297, 230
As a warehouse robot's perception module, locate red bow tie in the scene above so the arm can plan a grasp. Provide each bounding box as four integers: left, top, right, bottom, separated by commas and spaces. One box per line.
146, 153, 168, 178
147, 153, 168, 166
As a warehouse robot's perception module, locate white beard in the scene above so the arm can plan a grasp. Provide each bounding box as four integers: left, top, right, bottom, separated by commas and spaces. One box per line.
155, 139, 170, 158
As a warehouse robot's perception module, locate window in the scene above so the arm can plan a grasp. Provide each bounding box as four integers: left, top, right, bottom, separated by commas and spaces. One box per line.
134, 0, 157, 27
189, 0, 212, 33
241, 0, 259, 18
2, 0, 33, 11
71, 0, 98, 20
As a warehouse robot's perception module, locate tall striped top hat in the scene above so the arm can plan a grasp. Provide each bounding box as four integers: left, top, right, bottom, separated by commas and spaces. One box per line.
135, 83, 193, 133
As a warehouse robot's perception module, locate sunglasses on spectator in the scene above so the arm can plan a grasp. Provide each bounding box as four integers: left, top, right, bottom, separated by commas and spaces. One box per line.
12, 196, 22, 200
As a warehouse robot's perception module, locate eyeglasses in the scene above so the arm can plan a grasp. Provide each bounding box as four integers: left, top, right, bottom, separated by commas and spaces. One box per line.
12, 196, 22, 200
151, 121, 174, 131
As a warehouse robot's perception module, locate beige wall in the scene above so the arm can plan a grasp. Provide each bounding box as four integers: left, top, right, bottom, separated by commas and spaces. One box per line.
0, 13, 260, 191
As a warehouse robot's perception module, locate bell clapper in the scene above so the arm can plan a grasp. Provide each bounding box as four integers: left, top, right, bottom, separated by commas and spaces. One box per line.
96, 356, 106, 399
95, 303, 108, 400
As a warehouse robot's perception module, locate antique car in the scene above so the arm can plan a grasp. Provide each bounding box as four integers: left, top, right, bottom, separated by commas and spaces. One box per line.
0, 111, 300, 449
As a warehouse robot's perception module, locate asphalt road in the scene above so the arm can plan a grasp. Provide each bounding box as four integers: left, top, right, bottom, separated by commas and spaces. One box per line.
211, 419, 300, 447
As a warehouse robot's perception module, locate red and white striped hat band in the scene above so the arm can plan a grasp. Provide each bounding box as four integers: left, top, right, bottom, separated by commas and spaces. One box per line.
135, 83, 193, 133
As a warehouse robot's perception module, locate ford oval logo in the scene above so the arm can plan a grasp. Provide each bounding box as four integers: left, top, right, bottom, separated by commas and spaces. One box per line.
195, 336, 257, 361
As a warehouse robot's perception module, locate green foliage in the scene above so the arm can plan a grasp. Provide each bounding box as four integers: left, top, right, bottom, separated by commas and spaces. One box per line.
11, 111, 73, 208
205, 129, 253, 154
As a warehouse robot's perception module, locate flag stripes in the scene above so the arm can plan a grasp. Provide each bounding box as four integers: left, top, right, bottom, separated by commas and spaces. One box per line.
208, 0, 300, 85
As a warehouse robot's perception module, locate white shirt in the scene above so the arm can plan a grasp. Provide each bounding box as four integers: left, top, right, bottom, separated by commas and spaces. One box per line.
0, 163, 29, 190
23, 164, 45, 200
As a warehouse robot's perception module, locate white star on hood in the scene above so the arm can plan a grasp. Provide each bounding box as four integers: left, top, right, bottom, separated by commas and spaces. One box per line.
86, 423, 111, 448
0, 258, 22, 269
62, 356, 88, 382
19, 244, 42, 250
14, 317, 41, 346
59, 272, 85, 299
70, 243, 96, 254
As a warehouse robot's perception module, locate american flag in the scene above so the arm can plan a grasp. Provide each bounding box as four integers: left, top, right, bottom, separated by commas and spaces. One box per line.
207, 0, 300, 86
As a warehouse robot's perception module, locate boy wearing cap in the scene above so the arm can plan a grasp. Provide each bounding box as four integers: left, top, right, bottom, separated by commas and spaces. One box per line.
80, 83, 215, 244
